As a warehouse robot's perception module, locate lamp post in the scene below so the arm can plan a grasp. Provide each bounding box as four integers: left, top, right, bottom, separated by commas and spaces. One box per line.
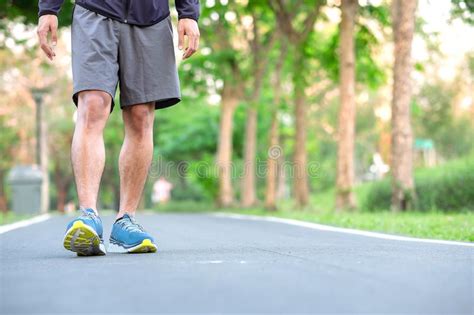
31, 87, 50, 213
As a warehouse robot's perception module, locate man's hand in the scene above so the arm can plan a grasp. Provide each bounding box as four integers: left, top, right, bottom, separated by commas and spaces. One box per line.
178, 18, 200, 59
37, 15, 58, 61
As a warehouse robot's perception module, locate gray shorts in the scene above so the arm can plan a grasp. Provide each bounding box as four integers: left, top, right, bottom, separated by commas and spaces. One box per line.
71, 5, 181, 111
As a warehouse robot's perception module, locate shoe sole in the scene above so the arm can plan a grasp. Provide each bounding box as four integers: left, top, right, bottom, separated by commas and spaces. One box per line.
108, 239, 157, 254
63, 220, 106, 256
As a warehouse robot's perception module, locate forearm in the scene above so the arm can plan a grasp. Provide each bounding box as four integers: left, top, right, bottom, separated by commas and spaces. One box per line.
38, 0, 65, 17
175, 0, 200, 21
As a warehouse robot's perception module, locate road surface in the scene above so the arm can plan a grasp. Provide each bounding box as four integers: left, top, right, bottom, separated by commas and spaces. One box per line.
1, 213, 472, 314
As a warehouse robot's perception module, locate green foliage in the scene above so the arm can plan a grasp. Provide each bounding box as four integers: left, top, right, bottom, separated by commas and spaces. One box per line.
187, 154, 219, 201
0, 0, 74, 27
156, 99, 219, 161
451, 0, 474, 24
355, 24, 386, 89
364, 156, 474, 212
413, 81, 474, 159
359, 3, 390, 27
363, 179, 392, 211
0, 115, 18, 170
313, 18, 387, 89
0, 212, 33, 225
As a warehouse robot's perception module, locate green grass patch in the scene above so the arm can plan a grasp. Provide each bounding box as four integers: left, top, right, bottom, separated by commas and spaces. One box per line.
0, 212, 34, 225
230, 208, 474, 242
151, 199, 474, 242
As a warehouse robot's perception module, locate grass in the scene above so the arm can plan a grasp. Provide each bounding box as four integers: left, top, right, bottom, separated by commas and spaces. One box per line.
152, 194, 474, 242
0, 212, 34, 225
229, 208, 474, 242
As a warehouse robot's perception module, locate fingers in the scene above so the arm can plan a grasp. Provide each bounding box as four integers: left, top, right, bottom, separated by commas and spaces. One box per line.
37, 28, 54, 60
50, 23, 58, 47
178, 19, 200, 59
37, 16, 58, 61
178, 24, 185, 50
183, 33, 199, 59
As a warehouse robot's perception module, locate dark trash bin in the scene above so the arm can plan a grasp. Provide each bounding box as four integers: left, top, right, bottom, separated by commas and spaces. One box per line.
7, 165, 43, 215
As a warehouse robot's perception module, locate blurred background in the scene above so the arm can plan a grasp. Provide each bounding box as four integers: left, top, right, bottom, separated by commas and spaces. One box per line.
0, 0, 473, 240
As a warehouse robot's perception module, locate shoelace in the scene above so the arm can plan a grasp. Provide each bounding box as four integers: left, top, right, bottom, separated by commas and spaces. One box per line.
119, 216, 145, 233
80, 208, 98, 220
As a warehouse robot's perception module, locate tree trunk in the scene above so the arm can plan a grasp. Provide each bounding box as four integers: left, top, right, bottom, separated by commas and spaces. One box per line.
0, 170, 8, 212
265, 43, 286, 211
177, 160, 187, 190
217, 84, 239, 207
276, 150, 287, 200
336, 0, 358, 211
38, 97, 50, 213
268, 2, 322, 209
53, 163, 69, 212
391, 0, 417, 211
113, 184, 120, 212
56, 184, 68, 213
240, 12, 269, 208
265, 110, 279, 211
241, 107, 258, 207
293, 53, 309, 207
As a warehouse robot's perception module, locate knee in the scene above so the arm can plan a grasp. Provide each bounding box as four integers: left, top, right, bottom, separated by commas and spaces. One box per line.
125, 105, 154, 137
76, 91, 111, 130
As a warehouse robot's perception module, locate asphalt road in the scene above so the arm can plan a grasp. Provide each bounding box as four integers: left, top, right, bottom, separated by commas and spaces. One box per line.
0, 213, 472, 314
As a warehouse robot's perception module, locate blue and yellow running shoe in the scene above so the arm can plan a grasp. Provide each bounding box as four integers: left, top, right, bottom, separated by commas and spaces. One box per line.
63, 208, 106, 256
109, 214, 157, 253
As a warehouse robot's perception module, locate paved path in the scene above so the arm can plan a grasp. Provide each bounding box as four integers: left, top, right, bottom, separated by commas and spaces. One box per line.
1, 213, 472, 314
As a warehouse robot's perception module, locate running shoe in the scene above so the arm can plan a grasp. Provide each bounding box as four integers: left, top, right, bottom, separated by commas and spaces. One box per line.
63, 208, 106, 256
109, 214, 157, 253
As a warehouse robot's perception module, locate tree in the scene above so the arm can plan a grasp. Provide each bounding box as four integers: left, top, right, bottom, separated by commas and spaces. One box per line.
46, 77, 75, 212
216, 79, 241, 207
179, 2, 246, 207
335, 0, 358, 211
391, 0, 417, 211
189, 1, 277, 207
209, 7, 245, 207
241, 6, 276, 208
265, 38, 287, 210
269, 0, 325, 207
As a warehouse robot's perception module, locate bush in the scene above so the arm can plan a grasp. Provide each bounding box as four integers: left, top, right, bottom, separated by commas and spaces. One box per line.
364, 180, 392, 211
363, 156, 474, 212
187, 156, 219, 201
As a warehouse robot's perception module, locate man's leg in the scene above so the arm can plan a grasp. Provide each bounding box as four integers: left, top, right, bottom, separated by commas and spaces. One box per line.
64, 90, 111, 256
117, 103, 155, 218
71, 91, 112, 213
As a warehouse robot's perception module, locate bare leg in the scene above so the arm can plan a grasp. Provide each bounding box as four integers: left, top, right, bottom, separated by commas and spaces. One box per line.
117, 103, 155, 218
71, 91, 111, 213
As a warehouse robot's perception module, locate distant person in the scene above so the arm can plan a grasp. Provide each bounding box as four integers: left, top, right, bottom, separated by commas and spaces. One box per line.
37, 0, 200, 255
369, 153, 390, 180
152, 177, 174, 204
64, 201, 75, 214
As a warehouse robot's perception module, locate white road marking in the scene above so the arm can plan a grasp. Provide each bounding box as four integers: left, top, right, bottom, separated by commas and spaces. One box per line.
0, 213, 51, 235
197, 260, 223, 264
213, 213, 474, 248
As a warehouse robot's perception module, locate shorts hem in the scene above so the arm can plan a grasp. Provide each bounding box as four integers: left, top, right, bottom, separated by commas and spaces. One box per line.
121, 95, 181, 110
72, 87, 116, 112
